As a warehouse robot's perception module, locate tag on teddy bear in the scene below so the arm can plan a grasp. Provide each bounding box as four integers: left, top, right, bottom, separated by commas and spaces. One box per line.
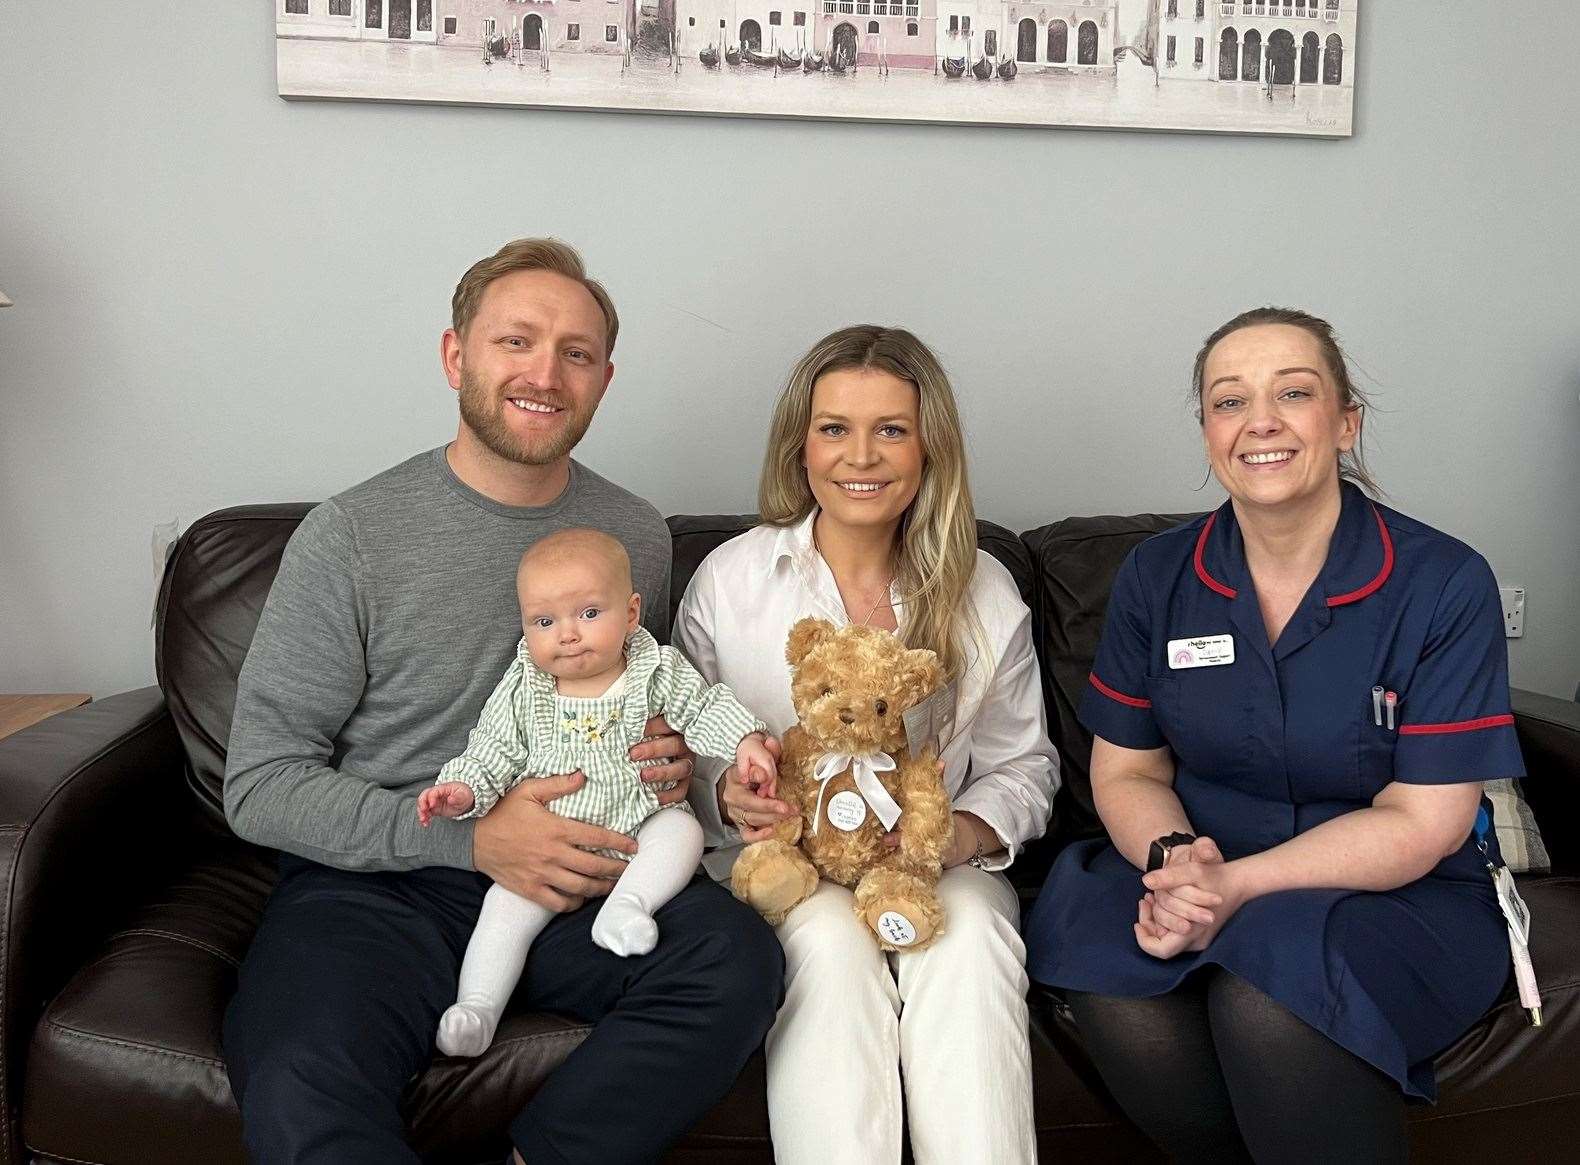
902, 677, 957, 756
876, 911, 918, 947
826, 790, 869, 831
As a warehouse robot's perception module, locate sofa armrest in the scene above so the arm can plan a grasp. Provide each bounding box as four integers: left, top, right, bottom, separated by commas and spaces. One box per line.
1513, 687, 1580, 875
0, 687, 191, 1164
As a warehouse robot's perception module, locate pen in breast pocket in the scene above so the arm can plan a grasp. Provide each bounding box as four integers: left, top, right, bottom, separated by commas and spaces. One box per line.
1371, 686, 1384, 727
1385, 690, 1397, 731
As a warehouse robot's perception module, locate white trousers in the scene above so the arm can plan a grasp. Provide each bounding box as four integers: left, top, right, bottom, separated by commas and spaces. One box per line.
765, 866, 1036, 1165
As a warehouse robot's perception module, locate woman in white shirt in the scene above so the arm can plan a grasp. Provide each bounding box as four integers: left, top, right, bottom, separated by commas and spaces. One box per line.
674, 325, 1059, 1164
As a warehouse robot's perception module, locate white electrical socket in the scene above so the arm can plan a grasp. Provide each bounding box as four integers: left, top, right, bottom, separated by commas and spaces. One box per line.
1499, 587, 1525, 638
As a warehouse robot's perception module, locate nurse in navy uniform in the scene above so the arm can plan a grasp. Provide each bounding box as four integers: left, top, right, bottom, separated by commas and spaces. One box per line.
1025, 308, 1526, 1164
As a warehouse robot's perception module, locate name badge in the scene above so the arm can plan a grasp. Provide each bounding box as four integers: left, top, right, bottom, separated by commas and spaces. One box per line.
1167, 635, 1235, 670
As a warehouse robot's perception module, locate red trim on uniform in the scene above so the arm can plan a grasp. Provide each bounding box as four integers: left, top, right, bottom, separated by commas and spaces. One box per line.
1088, 672, 1152, 709
1327, 504, 1395, 607
1193, 514, 1238, 599
1399, 713, 1515, 736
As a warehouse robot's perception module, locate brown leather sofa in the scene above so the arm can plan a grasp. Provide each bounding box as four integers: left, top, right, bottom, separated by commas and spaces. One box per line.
4, 505, 1577, 1164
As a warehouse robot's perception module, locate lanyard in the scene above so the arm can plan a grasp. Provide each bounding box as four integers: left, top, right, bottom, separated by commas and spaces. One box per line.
1477, 808, 1543, 1027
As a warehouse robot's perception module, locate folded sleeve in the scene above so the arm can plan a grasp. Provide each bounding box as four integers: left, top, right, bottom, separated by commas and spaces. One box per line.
1394, 554, 1526, 785
651, 647, 767, 764
1077, 548, 1166, 751
949, 601, 1059, 870
436, 651, 533, 818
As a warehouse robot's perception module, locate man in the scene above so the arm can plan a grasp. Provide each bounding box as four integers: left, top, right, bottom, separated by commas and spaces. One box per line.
222, 239, 783, 1164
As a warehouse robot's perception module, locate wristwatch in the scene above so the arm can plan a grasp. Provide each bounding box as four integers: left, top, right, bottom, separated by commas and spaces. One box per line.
1146, 831, 1197, 873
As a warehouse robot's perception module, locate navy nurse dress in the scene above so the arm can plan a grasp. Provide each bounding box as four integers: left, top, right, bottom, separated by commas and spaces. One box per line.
1025, 484, 1525, 1100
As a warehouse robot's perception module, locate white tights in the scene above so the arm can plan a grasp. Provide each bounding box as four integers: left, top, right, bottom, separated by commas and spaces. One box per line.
435, 808, 703, 1058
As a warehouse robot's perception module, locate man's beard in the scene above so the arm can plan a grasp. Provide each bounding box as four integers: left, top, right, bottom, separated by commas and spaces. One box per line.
456, 367, 595, 467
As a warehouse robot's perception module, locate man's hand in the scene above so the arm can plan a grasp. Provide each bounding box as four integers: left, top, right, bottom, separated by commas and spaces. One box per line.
631, 715, 696, 807
417, 781, 475, 827
473, 773, 638, 913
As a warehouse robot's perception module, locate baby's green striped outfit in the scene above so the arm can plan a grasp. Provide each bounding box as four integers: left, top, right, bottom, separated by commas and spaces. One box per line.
438, 627, 765, 856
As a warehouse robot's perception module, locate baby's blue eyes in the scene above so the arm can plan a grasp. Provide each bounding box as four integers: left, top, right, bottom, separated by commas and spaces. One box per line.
530, 609, 600, 627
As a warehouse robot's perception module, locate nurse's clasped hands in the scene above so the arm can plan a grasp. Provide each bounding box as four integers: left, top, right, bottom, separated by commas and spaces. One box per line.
1136, 837, 1247, 959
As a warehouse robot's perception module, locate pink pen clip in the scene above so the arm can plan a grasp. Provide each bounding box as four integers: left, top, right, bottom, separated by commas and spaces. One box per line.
1384, 690, 1397, 731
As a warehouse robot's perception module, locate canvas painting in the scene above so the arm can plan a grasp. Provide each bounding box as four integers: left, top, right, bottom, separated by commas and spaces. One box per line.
276, 0, 1358, 137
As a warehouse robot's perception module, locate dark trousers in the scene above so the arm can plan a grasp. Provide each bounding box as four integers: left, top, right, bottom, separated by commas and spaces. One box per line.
222, 855, 784, 1165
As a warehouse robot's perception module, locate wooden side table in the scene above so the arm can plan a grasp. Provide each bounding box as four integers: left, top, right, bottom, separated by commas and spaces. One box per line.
0, 694, 92, 743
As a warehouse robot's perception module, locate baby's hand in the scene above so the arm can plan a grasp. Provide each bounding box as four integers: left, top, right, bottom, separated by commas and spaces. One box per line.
735, 733, 780, 801
418, 781, 476, 826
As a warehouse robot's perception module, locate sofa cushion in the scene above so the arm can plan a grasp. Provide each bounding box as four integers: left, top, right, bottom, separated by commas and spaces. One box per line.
156, 505, 316, 834
22, 842, 596, 1165
1021, 512, 1200, 845
1423, 875, 1580, 1131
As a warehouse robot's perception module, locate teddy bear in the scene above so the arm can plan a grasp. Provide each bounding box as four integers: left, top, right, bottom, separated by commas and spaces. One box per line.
730, 617, 952, 951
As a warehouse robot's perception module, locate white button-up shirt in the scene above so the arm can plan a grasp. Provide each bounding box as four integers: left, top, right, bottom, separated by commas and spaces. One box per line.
675, 510, 1059, 880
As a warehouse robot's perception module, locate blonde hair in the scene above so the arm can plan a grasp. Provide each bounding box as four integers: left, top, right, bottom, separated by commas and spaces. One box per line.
451, 238, 620, 356
759, 326, 979, 682
519, 528, 633, 593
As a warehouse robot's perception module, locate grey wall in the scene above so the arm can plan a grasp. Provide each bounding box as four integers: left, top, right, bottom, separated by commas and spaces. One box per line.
2, 2, 1577, 700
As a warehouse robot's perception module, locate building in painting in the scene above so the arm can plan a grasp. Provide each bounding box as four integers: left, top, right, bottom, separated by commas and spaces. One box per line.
1002, 2, 1119, 71
278, 0, 632, 55
815, 0, 936, 71
1158, 0, 1356, 86
276, 0, 438, 42
734, 1, 817, 54
674, 0, 733, 54
937, 0, 1005, 63
1214, 0, 1354, 86
1157, 0, 1211, 75
436, 0, 633, 55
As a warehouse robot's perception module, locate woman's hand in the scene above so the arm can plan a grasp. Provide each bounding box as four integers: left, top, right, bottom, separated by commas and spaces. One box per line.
1134, 838, 1250, 959
718, 738, 792, 842
880, 811, 997, 869
632, 715, 697, 807
1141, 836, 1225, 937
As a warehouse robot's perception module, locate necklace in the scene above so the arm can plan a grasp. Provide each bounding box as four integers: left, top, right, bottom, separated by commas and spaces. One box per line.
852, 580, 893, 627
811, 520, 894, 627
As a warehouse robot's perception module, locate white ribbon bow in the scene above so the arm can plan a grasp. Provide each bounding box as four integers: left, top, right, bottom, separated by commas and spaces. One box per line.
811, 751, 903, 836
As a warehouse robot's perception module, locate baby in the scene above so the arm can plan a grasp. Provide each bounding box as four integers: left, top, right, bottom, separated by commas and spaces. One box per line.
419, 527, 777, 1058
